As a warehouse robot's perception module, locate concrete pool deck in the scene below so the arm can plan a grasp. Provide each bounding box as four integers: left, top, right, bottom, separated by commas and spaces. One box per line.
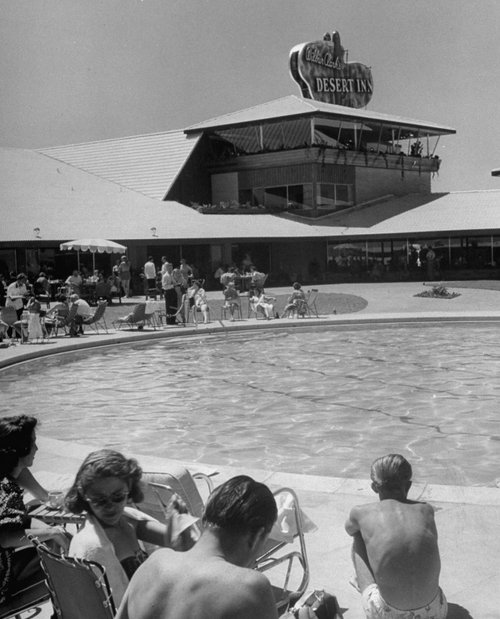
2, 281, 500, 618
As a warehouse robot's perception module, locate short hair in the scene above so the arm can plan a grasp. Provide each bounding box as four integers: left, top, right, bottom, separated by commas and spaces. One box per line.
0, 415, 38, 476
203, 475, 277, 535
370, 454, 412, 491
16, 273, 27, 281
65, 449, 143, 513
148, 256, 153, 261
69, 293, 79, 301
292, 282, 302, 290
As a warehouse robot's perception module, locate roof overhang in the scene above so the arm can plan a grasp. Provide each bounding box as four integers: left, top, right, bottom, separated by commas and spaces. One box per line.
184, 95, 456, 139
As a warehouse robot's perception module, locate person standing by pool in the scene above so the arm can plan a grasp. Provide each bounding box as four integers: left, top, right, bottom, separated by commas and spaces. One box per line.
118, 255, 132, 298
143, 257, 157, 292
115, 475, 279, 619
5, 273, 28, 320
345, 454, 447, 619
161, 262, 177, 325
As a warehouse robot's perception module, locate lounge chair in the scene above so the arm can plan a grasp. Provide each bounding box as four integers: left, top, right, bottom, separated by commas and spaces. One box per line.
136, 468, 216, 553
30, 537, 116, 619
112, 302, 146, 330
82, 300, 108, 334
256, 487, 315, 614
138, 467, 216, 523
304, 289, 320, 318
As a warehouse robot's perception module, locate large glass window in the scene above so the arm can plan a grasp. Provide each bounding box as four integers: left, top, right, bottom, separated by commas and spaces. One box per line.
240, 184, 311, 210
316, 183, 353, 209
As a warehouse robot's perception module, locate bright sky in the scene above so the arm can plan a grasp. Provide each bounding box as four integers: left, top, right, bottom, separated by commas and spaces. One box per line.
2, 0, 499, 192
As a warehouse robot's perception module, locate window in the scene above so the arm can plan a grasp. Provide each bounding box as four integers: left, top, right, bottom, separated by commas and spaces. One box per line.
316, 183, 353, 209
239, 184, 312, 210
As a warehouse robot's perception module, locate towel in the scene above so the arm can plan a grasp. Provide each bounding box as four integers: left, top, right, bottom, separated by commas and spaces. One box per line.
269, 491, 318, 544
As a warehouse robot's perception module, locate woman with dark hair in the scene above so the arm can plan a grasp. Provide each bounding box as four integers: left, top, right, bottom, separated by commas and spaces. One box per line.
0, 415, 69, 605
65, 449, 196, 606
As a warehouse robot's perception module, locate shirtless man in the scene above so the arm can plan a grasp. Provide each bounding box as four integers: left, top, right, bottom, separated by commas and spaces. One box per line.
345, 454, 447, 619
115, 475, 279, 619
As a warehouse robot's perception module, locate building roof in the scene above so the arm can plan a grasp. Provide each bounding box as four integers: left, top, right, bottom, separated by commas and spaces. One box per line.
349, 190, 500, 237
37, 130, 200, 200
0, 147, 347, 244
185, 95, 456, 136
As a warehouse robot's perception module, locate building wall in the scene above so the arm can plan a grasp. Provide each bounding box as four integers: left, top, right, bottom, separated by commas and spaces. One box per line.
271, 240, 326, 283
167, 136, 212, 205
355, 166, 431, 203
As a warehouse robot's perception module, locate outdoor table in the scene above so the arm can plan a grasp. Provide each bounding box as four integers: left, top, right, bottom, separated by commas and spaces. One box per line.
29, 503, 84, 529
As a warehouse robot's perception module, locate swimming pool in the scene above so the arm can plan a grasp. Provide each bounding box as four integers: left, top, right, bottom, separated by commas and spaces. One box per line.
1, 324, 499, 487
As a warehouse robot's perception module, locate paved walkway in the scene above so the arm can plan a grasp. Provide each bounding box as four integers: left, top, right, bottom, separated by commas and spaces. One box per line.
3, 282, 500, 618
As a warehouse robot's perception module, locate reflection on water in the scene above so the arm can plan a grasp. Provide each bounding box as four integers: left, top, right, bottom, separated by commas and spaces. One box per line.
1, 325, 499, 487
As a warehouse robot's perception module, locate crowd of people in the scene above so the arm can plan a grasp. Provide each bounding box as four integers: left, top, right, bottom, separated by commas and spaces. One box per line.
0, 413, 448, 619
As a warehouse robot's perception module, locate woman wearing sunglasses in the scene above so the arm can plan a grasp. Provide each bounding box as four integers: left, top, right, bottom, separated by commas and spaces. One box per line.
65, 449, 195, 605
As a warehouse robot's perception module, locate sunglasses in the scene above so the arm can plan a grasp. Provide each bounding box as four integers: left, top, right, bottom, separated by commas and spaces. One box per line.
85, 491, 129, 508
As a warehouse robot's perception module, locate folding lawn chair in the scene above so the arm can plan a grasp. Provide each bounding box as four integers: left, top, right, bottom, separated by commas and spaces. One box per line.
304, 289, 320, 318
112, 302, 146, 330
138, 467, 216, 523
82, 300, 108, 334
30, 537, 116, 619
256, 487, 316, 615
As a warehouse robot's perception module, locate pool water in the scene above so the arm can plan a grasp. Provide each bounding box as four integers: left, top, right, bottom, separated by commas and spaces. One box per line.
1, 324, 499, 487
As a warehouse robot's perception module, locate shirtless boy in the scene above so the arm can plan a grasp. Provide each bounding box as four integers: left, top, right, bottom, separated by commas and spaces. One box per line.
345, 454, 447, 619
115, 475, 279, 619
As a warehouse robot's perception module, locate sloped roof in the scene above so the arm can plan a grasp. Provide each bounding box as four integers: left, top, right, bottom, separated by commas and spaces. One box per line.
353, 190, 500, 236
37, 130, 200, 200
0, 148, 347, 243
185, 95, 456, 136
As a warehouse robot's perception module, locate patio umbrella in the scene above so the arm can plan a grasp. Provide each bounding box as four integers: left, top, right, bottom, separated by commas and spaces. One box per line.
60, 238, 127, 271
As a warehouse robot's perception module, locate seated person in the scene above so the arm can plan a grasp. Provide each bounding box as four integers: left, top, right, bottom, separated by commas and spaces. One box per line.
281, 282, 306, 318
65, 270, 82, 296
108, 274, 122, 302
249, 265, 266, 293
95, 274, 112, 303
88, 269, 101, 284
65, 449, 198, 607
115, 476, 279, 619
0, 415, 69, 606
248, 290, 276, 320
43, 294, 69, 335
68, 293, 92, 336
187, 281, 210, 324
345, 454, 447, 619
222, 282, 240, 321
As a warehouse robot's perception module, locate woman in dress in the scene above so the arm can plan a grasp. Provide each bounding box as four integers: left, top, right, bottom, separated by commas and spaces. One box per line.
0, 415, 69, 605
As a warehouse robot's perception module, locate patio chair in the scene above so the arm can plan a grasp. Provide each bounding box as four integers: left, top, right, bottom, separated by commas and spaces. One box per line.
53, 303, 78, 337
304, 289, 320, 318
0, 306, 22, 340
112, 302, 146, 330
82, 300, 108, 334
0, 565, 49, 619
256, 487, 315, 615
30, 537, 116, 619
136, 468, 217, 552
138, 467, 216, 524
221, 298, 242, 320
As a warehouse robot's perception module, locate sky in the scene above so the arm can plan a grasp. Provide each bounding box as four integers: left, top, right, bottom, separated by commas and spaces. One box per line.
1, 0, 499, 192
